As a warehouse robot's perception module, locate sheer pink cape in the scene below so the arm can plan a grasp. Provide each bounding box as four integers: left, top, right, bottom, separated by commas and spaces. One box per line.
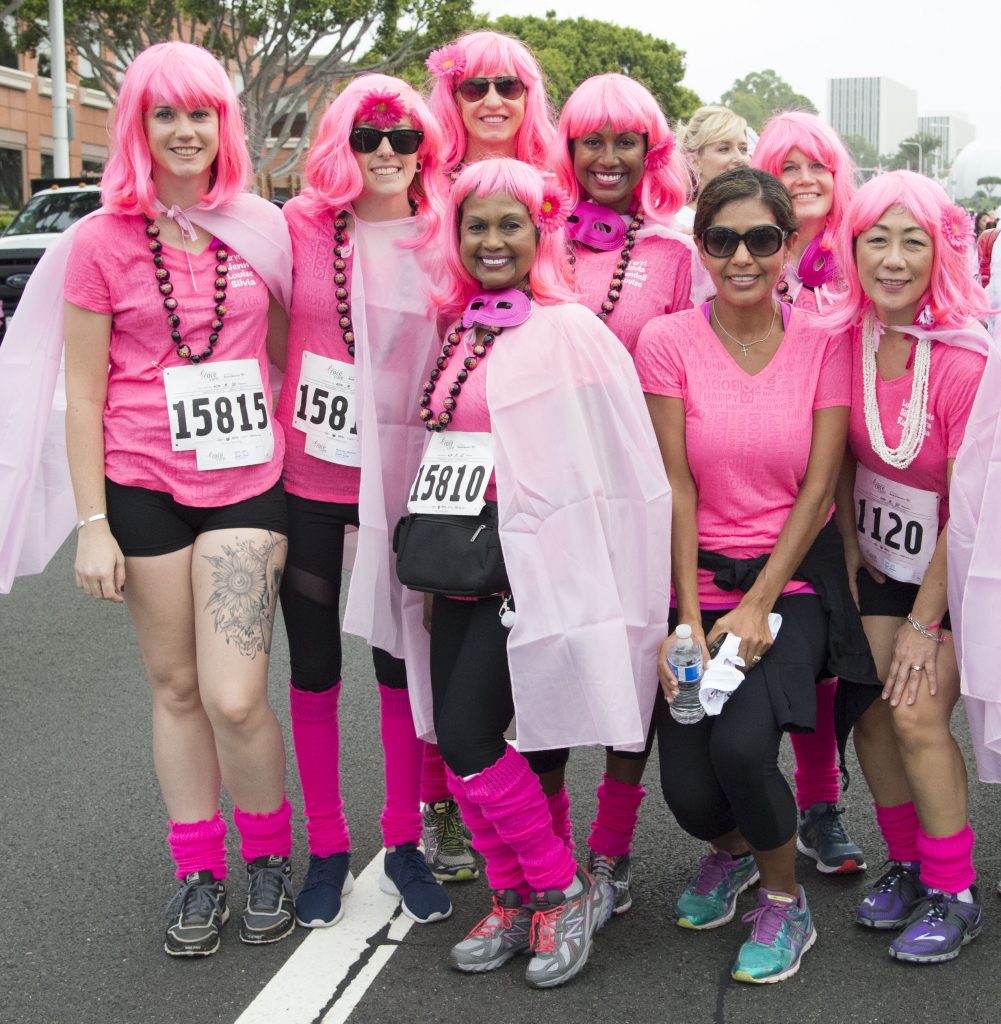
0, 193, 292, 593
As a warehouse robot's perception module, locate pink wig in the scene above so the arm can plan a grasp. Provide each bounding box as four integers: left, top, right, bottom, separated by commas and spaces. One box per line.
436, 158, 576, 322
101, 42, 250, 214
551, 74, 689, 225
427, 31, 555, 171
752, 111, 857, 251
832, 170, 991, 331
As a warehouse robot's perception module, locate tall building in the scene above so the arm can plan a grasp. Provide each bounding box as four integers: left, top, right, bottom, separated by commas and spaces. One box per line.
919, 113, 976, 178
828, 76, 918, 157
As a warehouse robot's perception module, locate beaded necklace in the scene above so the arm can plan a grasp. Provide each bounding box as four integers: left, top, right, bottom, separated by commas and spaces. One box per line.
144, 217, 228, 364
419, 323, 503, 432
569, 205, 645, 322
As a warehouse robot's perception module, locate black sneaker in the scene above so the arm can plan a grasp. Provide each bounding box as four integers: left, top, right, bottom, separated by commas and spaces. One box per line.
164, 871, 229, 957
240, 855, 296, 945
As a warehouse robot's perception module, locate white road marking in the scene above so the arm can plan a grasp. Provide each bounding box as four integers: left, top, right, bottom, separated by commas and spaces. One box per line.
234, 853, 414, 1024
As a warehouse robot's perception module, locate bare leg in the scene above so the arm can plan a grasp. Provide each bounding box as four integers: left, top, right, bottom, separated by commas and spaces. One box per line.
606, 751, 646, 786
750, 836, 798, 896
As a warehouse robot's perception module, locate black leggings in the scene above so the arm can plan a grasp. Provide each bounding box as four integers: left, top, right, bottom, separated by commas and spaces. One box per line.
279, 493, 406, 693
429, 594, 553, 778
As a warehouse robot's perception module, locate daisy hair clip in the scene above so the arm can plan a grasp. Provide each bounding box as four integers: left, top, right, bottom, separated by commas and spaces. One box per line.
941, 204, 974, 252
425, 44, 466, 82
537, 185, 573, 233
644, 135, 676, 173
357, 90, 405, 130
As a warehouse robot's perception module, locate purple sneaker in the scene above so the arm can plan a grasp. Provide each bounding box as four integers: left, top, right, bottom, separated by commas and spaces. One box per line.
889, 887, 983, 963
856, 861, 924, 930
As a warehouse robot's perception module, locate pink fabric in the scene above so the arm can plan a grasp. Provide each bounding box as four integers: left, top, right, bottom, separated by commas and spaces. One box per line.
588, 774, 645, 858
547, 786, 575, 855
917, 822, 976, 894
233, 797, 293, 862
875, 801, 920, 863
289, 681, 350, 857
420, 742, 450, 804
462, 745, 577, 892
790, 679, 841, 809
167, 811, 228, 880
378, 684, 423, 847
635, 306, 850, 606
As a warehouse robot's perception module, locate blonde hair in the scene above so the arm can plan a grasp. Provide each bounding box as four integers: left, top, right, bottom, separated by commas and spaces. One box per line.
677, 105, 748, 156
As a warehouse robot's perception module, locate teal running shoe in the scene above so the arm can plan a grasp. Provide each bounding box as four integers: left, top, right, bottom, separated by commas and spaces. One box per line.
731, 886, 816, 984
675, 849, 759, 930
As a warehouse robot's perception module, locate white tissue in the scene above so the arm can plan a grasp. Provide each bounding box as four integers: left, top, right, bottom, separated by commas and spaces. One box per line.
699, 614, 783, 716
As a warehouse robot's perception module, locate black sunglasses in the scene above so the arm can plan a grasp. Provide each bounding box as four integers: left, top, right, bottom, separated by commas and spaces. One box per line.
456, 77, 526, 102
349, 127, 424, 155
700, 225, 788, 259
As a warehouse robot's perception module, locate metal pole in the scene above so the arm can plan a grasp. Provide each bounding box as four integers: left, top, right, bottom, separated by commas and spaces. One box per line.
48, 0, 70, 177
902, 141, 923, 176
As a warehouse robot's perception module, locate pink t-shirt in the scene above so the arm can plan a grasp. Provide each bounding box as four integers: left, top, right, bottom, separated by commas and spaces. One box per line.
572, 233, 693, 356
847, 326, 986, 530
635, 306, 851, 606
65, 213, 282, 507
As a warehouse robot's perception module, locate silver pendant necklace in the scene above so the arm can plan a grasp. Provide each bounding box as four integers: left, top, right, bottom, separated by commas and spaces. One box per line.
712, 299, 778, 356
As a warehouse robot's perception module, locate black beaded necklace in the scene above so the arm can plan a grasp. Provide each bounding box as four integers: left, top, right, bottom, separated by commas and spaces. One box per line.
568, 204, 645, 323
419, 323, 503, 432
144, 217, 228, 364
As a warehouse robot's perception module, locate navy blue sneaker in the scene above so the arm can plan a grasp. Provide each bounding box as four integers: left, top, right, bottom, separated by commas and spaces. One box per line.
380, 842, 452, 923
296, 852, 354, 927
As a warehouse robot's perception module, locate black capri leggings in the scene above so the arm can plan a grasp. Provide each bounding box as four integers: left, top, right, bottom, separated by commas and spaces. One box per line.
656, 595, 828, 852
279, 493, 406, 693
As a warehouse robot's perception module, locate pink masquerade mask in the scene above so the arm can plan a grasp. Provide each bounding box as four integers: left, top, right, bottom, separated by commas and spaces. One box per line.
461, 288, 532, 329
565, 200, 627, 251
797, 236, 838, 289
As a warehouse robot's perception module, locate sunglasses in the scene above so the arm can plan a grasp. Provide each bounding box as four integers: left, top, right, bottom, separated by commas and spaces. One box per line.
455, 77, 526, 102
348, 127, 424, 155
699, 224, 788, 259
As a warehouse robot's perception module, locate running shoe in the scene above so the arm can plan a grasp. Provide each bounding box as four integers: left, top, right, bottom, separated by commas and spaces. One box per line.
731, 886, 816, 984
675, 849, 760, 930
450, 890, 533, 972
295, 852, 354, 928
588, 852, 633, 916
856, 861, 924, 930
796, 802, 866, 874
164, 871, 228, 957
380, 842, 453, 923
422, 800, 479, 882
240, 855, 296, 944
525, 867, 605, 989
889, 887, 983, 963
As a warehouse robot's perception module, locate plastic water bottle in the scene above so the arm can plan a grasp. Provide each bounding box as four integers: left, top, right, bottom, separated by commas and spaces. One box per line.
668, 624, 705, 725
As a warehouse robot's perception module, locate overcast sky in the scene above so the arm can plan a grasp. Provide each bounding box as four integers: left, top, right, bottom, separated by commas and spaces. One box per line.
481, 0, 1000, 141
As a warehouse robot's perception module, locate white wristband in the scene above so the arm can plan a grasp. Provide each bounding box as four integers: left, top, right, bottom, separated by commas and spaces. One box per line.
75, 512, 108, 531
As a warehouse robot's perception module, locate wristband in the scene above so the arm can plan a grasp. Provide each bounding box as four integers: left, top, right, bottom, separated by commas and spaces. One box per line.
906, 613, 943, 643
75, 512, 108, 531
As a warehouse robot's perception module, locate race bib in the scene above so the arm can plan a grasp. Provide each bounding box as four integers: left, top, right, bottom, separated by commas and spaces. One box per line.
407, 432, 493, 515
164, 359, 273, 471
293, 351, 360, 467
854, 464, 940, 584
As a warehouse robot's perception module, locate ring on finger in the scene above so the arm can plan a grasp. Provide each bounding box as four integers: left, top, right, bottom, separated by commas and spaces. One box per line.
910, 664, 924, 672
752, 655, 762, 663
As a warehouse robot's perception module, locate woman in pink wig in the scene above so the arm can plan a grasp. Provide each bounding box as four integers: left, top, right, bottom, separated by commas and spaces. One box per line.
833, 171, 990, 963
404, 158, 670, 987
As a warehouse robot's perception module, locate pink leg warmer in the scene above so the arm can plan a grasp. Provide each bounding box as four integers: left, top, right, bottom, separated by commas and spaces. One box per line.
233, 797, 293, 862
547, 786, 575, 855
875, 801, 921, 863
918, 823, 977, 894
790, 679, 841, 809
167, 811, 228, 880
420, 742, 450, 804
588, 774, 646, 858
378, 684, 422, 847
289, 681, 350, 857
463, 745, 577, 893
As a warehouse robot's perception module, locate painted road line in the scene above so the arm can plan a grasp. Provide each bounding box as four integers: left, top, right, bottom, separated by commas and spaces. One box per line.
234, 853, 414, 1024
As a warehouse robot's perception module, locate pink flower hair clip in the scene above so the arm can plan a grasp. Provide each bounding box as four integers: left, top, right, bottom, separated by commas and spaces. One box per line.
644, 135, 676, 173
425, 44, 466, 82
941, 204, 974, 252
537, 185, 573, 233
357, 90, 405, 130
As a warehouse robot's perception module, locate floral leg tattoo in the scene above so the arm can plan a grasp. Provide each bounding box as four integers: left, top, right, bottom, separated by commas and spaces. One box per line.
203, 533, 287, 657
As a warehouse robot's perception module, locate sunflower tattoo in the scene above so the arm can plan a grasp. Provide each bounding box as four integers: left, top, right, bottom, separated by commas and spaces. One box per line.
203, 534, 286, 657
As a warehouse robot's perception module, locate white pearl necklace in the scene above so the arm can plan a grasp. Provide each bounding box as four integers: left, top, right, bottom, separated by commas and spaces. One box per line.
862, 310, 931, 469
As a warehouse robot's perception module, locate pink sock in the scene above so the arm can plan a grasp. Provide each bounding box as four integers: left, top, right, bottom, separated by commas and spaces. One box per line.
790, 679, 841, 809
918, 823, 976, 893
233, 797, 293, 862
447, 769, 530, 901
289, 681, 350, 857
463, 745, 577, 893
420, 742, 450, 804
378, 684, 422, 847
548, 787, 575, 855
167, 811, 228, 880
875, 801, 920, 862
588, 774, 645, 858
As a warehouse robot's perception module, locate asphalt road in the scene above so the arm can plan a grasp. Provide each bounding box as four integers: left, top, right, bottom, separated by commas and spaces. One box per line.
3, 538, 1001, 1024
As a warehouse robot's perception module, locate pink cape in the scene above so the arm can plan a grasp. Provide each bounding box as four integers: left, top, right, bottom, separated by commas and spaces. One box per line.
402, 301, 672, 753
637, 221, 714, 306
0, 193, 292, 593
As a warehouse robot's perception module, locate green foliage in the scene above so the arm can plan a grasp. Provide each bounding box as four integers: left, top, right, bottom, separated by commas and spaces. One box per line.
976, 176, 1001, 197
720, 69, 817, 132
882, 132, 942, 173
957, 191, 997, 215
841, 133, 879, 171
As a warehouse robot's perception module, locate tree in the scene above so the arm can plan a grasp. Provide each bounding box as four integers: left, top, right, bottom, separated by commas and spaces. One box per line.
14, 0, 473, 175
841, 133, 879, 172
882, 132, 942, 173
977, 176, 1001, 198
720, 69, 817, 132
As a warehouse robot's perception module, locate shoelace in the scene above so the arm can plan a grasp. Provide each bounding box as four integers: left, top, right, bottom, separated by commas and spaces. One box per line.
872, 861, 911, 893
248, 862, 289, 910
590, 854, 616, 884
470, 896, 521, 937
814, 805, 851, 845
688, 852, 732, 896
431, 803, 469, 854
391, 846, 435, 888
169, 878, 220, 924
529, 903, 566, 953
741, 899, 795, 946
911, 891, 950, 924
301, 855, 347, 893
